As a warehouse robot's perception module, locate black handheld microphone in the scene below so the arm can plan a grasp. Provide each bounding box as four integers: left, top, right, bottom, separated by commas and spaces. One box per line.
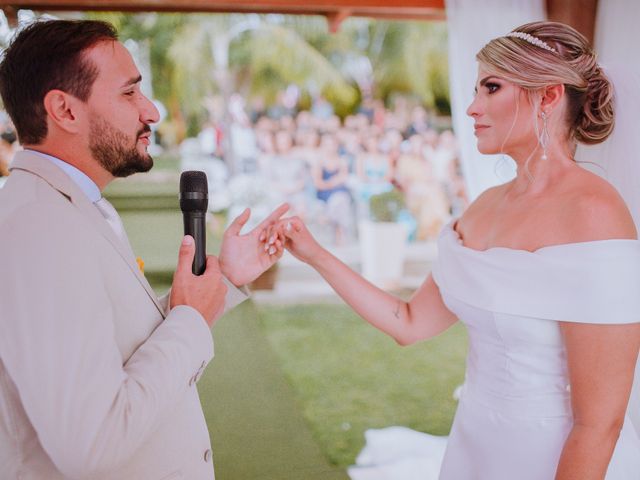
179, 171, 208, 275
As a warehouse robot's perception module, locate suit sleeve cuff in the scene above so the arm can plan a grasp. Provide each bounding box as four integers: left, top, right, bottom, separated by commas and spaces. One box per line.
164, 305, 214, 382
222, 277, 250, 315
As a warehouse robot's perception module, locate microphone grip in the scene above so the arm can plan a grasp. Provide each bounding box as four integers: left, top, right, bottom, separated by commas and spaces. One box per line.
183, 212, 206, 275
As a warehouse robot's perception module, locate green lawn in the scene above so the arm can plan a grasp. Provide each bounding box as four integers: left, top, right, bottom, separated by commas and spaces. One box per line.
253, 303, 467, 467
199, 301, 349, 480
197, 301, 466, 475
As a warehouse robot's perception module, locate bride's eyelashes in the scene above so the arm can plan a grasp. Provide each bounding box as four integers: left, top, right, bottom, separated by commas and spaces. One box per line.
485, 82, 501, 94
472, 82, 502, 96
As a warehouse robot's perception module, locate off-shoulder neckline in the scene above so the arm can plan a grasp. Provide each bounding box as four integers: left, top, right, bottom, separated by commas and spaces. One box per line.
447, 220, 640, 255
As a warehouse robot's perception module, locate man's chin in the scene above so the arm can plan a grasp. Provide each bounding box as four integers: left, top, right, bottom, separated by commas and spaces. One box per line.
112, 155, 154, 178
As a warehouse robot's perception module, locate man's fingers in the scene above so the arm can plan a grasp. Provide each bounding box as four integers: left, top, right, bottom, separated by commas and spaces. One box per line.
176, 235, 196, 275
254, 203, 290, 233
270, 245, 284, 261
225, 208, 251, 237
259, 217, 299, 253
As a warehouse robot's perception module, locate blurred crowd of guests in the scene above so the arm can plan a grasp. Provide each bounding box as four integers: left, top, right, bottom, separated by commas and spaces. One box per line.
0, 113, 18, 185
206, 94, 468, 245
1, 95, 469, 246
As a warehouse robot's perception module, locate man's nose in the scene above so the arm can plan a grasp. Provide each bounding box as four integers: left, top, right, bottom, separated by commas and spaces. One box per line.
140, 94, 160, 125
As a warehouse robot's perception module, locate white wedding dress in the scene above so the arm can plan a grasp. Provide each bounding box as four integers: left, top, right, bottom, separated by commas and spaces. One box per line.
430, 221, 640, 479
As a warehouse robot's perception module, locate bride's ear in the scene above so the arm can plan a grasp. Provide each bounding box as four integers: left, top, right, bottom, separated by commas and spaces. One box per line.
540, 84, 564, 113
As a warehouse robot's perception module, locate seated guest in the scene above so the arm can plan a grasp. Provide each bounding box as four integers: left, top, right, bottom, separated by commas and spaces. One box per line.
356, 134, 393, 218
268, 130, 309, 218
313, 134, 352, 244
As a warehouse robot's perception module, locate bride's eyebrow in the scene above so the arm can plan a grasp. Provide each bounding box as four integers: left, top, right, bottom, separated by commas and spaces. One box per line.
480, 76, 499, 87
474, 76, 500, 93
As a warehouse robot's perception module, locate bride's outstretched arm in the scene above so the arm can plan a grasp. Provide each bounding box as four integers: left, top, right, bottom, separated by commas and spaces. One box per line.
272, 217, 457, 345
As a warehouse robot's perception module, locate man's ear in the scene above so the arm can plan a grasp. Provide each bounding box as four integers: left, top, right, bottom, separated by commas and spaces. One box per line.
43, 89, 83, 134
540, 84, 564, 113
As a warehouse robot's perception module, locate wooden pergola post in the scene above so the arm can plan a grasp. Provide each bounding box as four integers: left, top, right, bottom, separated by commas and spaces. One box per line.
1, 6, 18, 27
546, 0, 599, 43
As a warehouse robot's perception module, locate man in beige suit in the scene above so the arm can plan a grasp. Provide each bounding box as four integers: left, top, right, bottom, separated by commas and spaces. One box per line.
0, 20, 286, 479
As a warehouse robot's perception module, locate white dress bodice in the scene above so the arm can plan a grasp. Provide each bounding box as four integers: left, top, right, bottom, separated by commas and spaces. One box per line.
431, 222, 640, 479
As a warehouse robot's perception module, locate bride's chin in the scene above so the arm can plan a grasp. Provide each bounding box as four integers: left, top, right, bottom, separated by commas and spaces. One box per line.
476, 142, 499, 155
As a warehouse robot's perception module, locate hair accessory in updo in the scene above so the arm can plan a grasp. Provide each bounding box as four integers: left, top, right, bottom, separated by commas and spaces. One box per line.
505, 31, 558, 53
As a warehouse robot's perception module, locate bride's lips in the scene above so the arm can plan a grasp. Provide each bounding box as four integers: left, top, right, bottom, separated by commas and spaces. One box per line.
474, 124, 490, 135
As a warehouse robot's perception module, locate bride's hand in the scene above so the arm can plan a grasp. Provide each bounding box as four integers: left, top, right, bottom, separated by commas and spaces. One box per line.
269, 216, 324, 265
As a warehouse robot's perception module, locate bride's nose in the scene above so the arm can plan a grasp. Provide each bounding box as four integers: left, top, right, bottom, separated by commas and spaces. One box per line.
467, 96, 481, 118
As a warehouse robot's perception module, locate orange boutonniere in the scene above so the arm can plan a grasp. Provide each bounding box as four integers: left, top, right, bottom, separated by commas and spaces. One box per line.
136, 257, 145, 274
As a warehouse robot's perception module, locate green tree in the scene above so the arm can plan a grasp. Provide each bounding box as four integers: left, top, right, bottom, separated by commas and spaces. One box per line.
87, 12, 450, 141
90, 12, 359, 138
286, 17, 451, 114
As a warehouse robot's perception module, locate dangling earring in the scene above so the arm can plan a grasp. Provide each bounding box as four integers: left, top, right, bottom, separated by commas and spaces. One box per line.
539, 110, 549, 160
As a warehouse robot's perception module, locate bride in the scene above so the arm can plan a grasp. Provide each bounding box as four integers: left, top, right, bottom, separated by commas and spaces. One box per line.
267, 21, 640, 479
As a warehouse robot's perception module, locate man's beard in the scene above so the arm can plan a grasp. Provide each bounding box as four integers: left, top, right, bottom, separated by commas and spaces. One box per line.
89, 115, 153, 178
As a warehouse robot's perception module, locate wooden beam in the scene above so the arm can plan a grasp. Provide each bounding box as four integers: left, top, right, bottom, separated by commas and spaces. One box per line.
1, 5, 18, 26
0, 1, 448, 35
0, 0, 445, 21
546, 0, 598, 44
0, 0, 442, 8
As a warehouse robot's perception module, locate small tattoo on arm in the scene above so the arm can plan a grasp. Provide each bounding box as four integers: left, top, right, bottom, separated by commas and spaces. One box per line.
393, 301, 401, 319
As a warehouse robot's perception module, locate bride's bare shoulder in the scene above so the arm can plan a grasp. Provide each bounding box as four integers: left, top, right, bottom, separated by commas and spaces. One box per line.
563, 168, 637, 241
460, 183, 507, 216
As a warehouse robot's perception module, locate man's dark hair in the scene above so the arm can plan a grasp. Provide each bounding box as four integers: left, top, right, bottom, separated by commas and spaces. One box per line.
0, 20, 118, 145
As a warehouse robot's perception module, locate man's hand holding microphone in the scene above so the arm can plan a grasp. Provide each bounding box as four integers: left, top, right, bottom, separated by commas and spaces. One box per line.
170, 234, 227, 328
170, 170, 289, 327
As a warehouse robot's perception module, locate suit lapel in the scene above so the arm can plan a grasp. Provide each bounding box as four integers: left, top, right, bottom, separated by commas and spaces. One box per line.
10, 151, 166, 318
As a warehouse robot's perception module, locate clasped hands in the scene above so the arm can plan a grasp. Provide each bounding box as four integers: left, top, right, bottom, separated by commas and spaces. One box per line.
220, 203, 323, 281
171, 203, 320, 327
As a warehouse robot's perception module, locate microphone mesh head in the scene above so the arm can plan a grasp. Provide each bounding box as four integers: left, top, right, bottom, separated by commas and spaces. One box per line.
180, 170, 208, 194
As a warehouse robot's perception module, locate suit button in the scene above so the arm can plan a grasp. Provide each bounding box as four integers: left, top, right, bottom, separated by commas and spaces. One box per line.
204, 449, 212, 462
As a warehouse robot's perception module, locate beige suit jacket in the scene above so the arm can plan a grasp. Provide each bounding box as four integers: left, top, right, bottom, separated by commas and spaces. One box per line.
0, 151, 247, 479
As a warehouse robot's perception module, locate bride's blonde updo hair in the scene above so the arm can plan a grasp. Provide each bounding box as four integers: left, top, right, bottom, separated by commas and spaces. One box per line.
477, 21, 614, 145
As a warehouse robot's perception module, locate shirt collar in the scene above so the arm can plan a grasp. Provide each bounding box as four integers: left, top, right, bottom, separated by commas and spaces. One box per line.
25, 149, 102, 203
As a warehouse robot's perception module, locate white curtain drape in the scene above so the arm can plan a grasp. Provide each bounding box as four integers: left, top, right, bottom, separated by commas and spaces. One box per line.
575, 0, 640, 437
445, 0, 546, 200
576, 1, 640, 227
